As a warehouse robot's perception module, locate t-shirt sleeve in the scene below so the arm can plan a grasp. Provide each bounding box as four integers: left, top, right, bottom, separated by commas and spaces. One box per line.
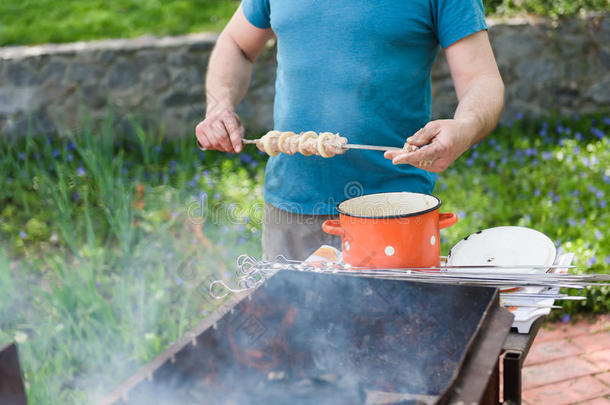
241, 0, 271, 29
433, 0, 487, 49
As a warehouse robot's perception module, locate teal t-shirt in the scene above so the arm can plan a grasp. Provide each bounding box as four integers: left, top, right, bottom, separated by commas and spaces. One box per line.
242, 0, 487, 215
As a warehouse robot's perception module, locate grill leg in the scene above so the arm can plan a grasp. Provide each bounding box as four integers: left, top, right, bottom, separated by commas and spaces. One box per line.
503, 350, 523, 405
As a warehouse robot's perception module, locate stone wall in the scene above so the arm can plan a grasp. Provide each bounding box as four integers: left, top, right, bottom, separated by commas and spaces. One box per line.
0, 14, 608, 137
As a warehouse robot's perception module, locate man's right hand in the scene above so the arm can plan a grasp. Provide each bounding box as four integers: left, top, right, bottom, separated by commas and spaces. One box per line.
195, 108, 245, 153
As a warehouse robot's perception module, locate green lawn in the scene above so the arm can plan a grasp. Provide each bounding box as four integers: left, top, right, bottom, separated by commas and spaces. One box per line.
0, 0, 239, 46
0, 112, 609, 403
0, 0, 607, 46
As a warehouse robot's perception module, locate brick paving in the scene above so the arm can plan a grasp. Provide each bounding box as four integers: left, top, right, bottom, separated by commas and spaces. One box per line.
521, 315, 610, 404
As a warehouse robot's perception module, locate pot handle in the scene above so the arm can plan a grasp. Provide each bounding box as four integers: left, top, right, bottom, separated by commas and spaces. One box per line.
322, 219, 345, 237
439, 213, 458, 229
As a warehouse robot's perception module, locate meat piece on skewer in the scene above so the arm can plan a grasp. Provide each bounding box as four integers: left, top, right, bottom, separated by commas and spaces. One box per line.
278, 131, 299, 155
257, 130, 282, 156
318, 132, 348, 158
298, 131, 319, 156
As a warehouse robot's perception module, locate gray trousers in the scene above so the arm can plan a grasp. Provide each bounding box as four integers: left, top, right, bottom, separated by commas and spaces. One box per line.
262, 202, 342, 261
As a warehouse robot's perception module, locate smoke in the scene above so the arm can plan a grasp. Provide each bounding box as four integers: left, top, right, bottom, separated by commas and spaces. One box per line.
95, 269, 495, 405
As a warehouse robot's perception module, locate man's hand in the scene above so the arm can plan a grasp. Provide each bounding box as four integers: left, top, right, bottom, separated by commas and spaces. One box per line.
384, 119, 473, 172
195, 109, 245, 153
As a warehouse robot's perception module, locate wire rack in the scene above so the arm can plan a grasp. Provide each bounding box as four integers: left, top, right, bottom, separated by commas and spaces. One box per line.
209, 255, 610, 310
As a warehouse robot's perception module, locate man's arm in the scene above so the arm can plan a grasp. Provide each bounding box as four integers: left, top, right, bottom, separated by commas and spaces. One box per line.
385, 30, 504, 172
196, 6, 274, 153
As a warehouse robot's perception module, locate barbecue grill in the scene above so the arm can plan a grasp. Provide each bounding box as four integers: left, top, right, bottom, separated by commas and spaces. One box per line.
97, 270, 514, 405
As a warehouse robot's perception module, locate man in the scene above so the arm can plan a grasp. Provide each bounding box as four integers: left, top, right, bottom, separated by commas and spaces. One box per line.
195, 1, 504, 260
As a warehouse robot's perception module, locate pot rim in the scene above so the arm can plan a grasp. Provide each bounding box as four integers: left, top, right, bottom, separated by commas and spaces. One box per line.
336, 192, 442, 220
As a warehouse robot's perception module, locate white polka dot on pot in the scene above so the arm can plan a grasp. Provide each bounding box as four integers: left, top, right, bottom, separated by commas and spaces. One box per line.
430, 236, 436, 246
345, 241, 350, 251
385, 246, 395, 256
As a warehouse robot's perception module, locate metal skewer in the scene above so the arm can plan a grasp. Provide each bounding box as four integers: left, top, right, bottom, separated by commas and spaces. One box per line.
241, 139, 404, 152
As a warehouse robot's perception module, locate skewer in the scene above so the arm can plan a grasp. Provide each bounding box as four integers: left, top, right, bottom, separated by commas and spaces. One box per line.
241, 139, 403, 153
209, 256, 608, 304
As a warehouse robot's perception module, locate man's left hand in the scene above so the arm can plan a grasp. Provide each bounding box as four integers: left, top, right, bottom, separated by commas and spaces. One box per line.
384, 118, 474, 173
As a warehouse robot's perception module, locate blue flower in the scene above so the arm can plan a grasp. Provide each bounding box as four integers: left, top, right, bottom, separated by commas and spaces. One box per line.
604, 175, 610, 184
237, 224, 245, 233
238, 237, 247, 245
539, 128, 547, 136
573, 146, 581, 154
515, 112, 524, 120
176, 277, 183, 286
77, 167, 86, 177
601, 200, 607, 208
525, 148, 537, 157
573, 190, 579, 197
18, 153, 25, 160
541, 152, 552, 160
250, 160, 259, 168
466, 159, 474, 167
553, 195, 560, 203
534, 189, 541, 197
568, 218, 576, 226
73, 192, 81, 202
595, 229, 603, 240
472, 151, 479, 159
53, 149, 60, 158
19, 231, 27, 239
561, 314, 570, 324
457, 210, 466, 218
575, 132, 583, 141
153, 145, 162, 153
596, 190, 604, 198
240, 154, 253, 164
602, 117, 610, 126
588, 185, 597, 193
580, 219, 586, 226
489, 160, 496, 168
67, 142, 76, 151
591, 127, 605, 139
199, 152, 206, 161
489, 139, 496, 146
582, 157, 590, 167
587, 256, 597, 267
213, 192, 221, 200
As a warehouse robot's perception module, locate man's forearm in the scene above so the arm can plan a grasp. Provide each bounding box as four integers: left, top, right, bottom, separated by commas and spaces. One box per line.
205, 32, 255, 115
453, 73, 505, 147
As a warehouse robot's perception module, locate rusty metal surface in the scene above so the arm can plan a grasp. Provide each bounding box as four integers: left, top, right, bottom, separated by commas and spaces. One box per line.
99, 272, 501, 405
0, 342, 27, 405
446, 301, 514, 405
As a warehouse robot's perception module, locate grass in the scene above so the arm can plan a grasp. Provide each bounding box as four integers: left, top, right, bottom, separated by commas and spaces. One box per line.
0, 0, 240, 46
0, 111, 608, 403
0, 0, 607, 46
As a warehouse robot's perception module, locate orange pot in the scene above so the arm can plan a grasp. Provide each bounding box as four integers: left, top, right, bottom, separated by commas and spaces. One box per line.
322, 192, 457, 268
